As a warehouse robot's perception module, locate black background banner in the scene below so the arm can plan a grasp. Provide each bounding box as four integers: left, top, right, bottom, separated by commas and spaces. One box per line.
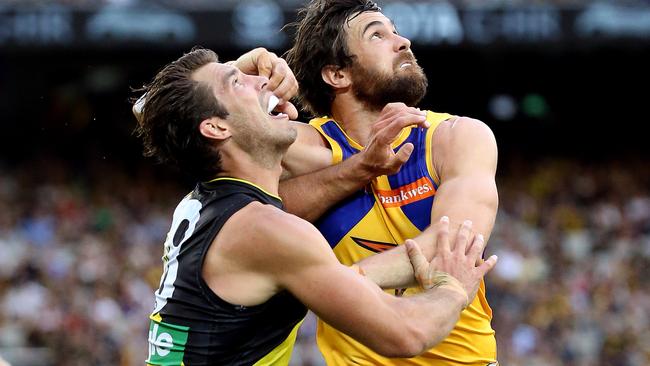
1, 2, 650, 49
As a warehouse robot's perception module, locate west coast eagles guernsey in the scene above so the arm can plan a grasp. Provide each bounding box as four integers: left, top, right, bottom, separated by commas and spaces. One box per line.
310, 111, 497, 366
146, 178, 307, 366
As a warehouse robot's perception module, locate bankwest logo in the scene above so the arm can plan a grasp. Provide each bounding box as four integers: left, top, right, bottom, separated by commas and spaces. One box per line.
375, 177, 435, 208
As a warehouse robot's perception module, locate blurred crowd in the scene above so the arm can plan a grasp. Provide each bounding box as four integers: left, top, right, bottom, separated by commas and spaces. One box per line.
0, 156, 648, 365
0, 0, 644, 10
0, 158, 179, 365
490, 157, 650, 366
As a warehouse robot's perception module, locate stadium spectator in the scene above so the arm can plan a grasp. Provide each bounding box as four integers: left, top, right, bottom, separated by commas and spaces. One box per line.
1, 157, 648, 365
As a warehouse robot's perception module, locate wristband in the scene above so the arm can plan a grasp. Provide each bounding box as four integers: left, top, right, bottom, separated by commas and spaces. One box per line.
424, 271, 469, 308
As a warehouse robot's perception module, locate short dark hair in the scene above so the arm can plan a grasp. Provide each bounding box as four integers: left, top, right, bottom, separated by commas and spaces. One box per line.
284, 0, 380, 117
136, 47, 228, 181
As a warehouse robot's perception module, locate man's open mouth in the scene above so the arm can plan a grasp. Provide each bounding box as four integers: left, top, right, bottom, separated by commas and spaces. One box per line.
266, 95, 287, 119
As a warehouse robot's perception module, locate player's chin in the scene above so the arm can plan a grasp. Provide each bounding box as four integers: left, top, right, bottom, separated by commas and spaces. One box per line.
396, 64, 420, 74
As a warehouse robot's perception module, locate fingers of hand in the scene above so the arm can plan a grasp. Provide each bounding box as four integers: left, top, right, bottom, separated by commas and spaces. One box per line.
405, 239, 433, 288
232, 53, 256, 74
467, 233, 486, 264
372, 114, 425, 147
274, 78, 298, 103
381, 103, 422, 118
454, 219, 472, 254
394, 142, 414, 167
372, 106, 426, 139
477, 254, 498, 277
377, 104, 425, 124
405, 240, 427, 269
277, 101, 298, 120
267, 60, 291, 91
436, 216, 451, 254
256, 52, 274, 78
381, 102, 407, 116
381, 104, 427, 120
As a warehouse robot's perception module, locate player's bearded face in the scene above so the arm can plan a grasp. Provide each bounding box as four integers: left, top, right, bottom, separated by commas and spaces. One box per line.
350, 53, 428, 111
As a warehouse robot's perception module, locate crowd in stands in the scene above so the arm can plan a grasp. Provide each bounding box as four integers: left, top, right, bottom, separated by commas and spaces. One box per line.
0, 0, 642, 10
0, 158, 178, 365
490, 157, 650, 366
0, 156, 648, 365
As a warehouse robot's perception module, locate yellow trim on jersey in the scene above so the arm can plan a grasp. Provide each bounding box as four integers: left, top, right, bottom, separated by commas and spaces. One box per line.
252, 318, 305, 366
309, 117, 343, 164
312, 117, 365, 150
205, 177, 282, 202
424, 111, 453, 186
309, 116, 412, 151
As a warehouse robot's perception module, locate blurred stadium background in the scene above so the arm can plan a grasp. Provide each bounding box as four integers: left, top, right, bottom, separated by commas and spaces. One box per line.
1, 0, 649, 365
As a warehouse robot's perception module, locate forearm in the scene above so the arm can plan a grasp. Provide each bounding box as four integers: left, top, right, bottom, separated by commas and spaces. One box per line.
333, 279, 466, 357
427, 178, 498, 254
279, 155, 374, 222
396, 285, 467, 355
357, 223, 449, 289
356, 245, 417, 289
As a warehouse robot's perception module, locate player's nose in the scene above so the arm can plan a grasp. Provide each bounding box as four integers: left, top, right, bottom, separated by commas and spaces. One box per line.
395, 33, 411, 52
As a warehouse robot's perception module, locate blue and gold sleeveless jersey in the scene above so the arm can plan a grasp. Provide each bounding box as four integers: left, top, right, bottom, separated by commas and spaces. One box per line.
310, 112, 497, 366
146, 178, 307, 366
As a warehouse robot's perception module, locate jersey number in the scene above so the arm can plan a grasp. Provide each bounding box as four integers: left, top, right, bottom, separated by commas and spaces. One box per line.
153, 197, 203, 313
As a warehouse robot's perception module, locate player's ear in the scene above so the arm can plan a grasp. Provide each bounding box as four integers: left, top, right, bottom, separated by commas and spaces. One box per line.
321, 65, 351, 90
199, 117, 231, 141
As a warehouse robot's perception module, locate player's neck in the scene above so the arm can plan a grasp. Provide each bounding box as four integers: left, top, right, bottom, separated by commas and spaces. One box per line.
217, 149, 282, 197
331, 96, 380, 146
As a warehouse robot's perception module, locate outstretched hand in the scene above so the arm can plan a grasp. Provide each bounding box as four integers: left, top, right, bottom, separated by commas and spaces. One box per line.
405, 217, 497, 306
359, 103, 430, 178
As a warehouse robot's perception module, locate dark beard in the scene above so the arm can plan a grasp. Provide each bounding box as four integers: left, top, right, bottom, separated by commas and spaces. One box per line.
350, 58, 428, 111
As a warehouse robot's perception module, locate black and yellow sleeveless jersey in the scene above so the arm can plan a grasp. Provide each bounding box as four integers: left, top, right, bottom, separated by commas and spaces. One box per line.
310, 111, 497, 366
146, 177, 307, 366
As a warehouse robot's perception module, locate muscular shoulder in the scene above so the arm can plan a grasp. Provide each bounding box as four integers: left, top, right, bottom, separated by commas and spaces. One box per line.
223, 202, 332, 270
431, 117, 497, 178
433, 116, 495, 148
245, 202, 316, 244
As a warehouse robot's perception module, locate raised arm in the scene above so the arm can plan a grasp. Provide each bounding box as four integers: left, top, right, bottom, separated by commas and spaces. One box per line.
358, 117, 499, 288
133, 47, 300, 122
231, 204, 494, 357
279, 122, 375, 221
280, 103, 429, 222
227, 47, 299, 119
